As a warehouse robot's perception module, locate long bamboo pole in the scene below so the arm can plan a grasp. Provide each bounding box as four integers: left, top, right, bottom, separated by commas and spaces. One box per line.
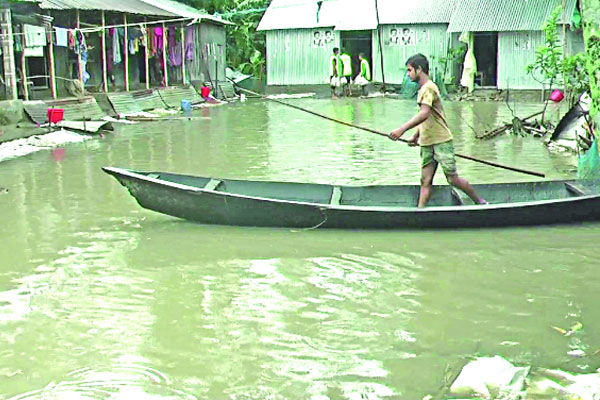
180, 22, 186, 84
162, 22, 168, 86
236, 87, 546, 178
76, 10, 83, 86
123, 13, 129, 92
46, 16, 57, 99
144, 18, 149, 89
20, 25, 28, 101
101, 11, 108, 93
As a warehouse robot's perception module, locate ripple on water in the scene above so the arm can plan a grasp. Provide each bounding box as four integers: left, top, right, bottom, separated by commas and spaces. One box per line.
6, 363, 196, 400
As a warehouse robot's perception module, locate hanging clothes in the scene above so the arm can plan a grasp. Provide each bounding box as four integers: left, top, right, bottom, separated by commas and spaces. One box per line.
73, 29, 86, 55
23, 25, 46, 57
67, 29, 75, 49
154, 26, 163, 52
147, 27, 155, 56
113, 28, 122, 64
55, 27, 68, 47
80, 50, 90, 84
185, 25, 195, 61
168, 26, 181, 66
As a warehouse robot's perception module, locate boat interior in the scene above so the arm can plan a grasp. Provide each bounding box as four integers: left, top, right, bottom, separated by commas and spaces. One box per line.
142, 171, 600, 207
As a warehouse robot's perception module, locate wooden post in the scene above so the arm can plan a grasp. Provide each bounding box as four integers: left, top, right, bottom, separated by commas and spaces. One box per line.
162, 22, 168, 86
123, 13, 129, 91
0, 7, 18, 100
144, 18, 149, 89
180, 22, 186, 84
76, 10, 83, 85
46, 20, 57, 99
580, 0, 600, 133
20, 25, 28, 101
374, 0, 386, 90
101, 11, 108, 92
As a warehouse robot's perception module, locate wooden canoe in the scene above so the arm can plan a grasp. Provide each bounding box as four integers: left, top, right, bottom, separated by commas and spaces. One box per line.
102, 167, 600, 229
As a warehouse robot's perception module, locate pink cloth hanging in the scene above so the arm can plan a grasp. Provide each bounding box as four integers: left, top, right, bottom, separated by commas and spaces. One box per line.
154, 26, 163, 51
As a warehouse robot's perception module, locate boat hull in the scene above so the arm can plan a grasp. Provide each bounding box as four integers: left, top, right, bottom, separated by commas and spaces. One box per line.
103, 167, 600, 229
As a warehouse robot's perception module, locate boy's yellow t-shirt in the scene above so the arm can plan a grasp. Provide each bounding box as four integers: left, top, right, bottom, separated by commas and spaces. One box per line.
417, 80, 453, 146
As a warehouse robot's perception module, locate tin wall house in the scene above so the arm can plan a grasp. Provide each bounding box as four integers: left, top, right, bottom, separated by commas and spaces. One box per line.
31, 0, 231, 98
448, 0, 584, 90
258, 0, 342, 86
372, 0, 457, 85
0, 0, 50, 100
258, 0, 456, 88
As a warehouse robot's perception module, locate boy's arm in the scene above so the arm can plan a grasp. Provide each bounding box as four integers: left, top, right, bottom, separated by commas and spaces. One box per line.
389, 103, 431, 140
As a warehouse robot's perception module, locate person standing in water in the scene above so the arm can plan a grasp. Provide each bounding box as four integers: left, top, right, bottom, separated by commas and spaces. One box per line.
354, 53, 371, 97
389, 54, 487, 208
339, 49, 353, 96
329, 47, 341, 99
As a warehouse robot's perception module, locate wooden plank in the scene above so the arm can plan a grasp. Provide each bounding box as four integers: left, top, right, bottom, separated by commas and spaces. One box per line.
107, 92, 144, 115
330, 186, 342, 205
204, 179, 222, 191
451, 188, 465, 205
565, 182, 590, 196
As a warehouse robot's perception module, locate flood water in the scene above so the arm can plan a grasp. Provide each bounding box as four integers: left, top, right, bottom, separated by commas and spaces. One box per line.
1, 98, 598, 399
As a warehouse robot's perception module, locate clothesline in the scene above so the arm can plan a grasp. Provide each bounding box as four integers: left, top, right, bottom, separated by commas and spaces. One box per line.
0, 16, 199, 39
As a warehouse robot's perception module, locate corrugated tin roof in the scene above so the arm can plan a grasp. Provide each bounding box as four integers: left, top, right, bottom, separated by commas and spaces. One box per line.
38, 0, 232, 24
377, 0, 458, 25
334, 0, 377, 31
448, 0, 577, 32
140, 0, 233, 25
257, 0, 340, 31
258, 0, 458, 31
39, 0, 175, 16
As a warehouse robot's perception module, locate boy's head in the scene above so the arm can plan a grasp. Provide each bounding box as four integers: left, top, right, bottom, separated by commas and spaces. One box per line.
358, 53, 365, 60
333, 47, 339, 54
406, 53, 429, 82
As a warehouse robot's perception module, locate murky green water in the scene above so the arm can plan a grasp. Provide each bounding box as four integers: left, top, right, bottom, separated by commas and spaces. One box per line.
1, 98, 598, 399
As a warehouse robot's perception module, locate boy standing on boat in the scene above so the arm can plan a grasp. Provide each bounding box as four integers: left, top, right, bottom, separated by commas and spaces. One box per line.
389, 54, 487, 208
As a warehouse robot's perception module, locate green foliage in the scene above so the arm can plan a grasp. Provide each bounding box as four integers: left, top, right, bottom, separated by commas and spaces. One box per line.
180, 0, 269, 80
526, 6, 563, 85
439, 45, 467, 85
527, 5, 591, 108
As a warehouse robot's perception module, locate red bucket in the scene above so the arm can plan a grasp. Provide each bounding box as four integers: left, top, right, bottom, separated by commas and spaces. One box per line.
47, 108, 64, 124
201, 86, 211, 98
549, 89, 564, 103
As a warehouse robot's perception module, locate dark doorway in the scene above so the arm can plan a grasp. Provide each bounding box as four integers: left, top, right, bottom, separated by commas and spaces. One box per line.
341, 31, 372, 79
26, 57, 49, 89
473, 32, 498, 87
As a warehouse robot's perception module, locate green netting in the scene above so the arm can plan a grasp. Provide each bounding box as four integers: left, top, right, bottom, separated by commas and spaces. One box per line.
577, 140, 600, 179
401, 73, 419, 99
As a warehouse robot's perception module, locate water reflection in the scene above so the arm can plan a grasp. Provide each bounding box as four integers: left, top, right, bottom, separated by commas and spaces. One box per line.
0, 98, 598, 399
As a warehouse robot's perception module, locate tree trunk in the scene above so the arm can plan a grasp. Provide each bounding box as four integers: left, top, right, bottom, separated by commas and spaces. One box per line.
581, 0, 600, 136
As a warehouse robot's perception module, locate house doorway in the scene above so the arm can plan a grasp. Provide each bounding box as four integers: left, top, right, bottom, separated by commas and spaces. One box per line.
473, 32, 498, 87
341, 31, 372, 79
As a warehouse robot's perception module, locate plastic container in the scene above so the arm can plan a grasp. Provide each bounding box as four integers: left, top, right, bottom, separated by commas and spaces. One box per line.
47, 108, 64, 124
181, 100, 192, 117
550, 89, 564, 102
201, 86, 211, 98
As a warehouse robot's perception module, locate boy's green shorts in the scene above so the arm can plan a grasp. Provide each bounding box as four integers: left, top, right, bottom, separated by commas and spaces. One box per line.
421, 141, 457, 175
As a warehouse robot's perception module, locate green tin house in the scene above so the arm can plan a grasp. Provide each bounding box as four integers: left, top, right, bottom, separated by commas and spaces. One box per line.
258, 0, 585, 91
448, 0, 584, 90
